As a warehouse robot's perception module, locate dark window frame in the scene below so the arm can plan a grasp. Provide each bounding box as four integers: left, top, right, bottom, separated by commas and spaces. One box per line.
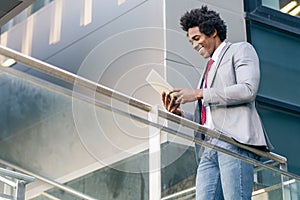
256, 96, 300, 117
244, 0, 300, 116
244, 0, 300, 39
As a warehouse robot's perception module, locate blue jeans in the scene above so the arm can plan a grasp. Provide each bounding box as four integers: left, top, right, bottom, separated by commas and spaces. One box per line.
196, 138, 259, 200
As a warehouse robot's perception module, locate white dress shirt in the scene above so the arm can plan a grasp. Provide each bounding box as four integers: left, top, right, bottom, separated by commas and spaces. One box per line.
203, 41, 226, 129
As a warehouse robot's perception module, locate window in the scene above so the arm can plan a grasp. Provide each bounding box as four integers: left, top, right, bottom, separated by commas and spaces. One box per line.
244, 0, 300, 36
262, 0, 300, 17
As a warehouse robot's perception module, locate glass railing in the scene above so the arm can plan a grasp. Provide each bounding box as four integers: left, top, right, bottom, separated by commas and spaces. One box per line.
160, 164, 300, 200
1, 45, 300, 200
0, 65, 150, 199
160, 153, 300, 200
0, 167, 34, 200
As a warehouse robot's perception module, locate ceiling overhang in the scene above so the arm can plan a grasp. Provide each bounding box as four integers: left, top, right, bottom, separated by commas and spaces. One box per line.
0, 0, 35, 27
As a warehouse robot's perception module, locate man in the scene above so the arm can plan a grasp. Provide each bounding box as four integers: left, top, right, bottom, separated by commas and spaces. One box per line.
162, 6, 273, 200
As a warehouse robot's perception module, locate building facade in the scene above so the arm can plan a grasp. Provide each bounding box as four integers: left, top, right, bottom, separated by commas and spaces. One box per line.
0, 0, 299, 199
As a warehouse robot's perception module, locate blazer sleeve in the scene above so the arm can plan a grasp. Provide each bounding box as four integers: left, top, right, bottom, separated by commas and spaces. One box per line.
183, 111, 194, 121
203, 42, 260, 106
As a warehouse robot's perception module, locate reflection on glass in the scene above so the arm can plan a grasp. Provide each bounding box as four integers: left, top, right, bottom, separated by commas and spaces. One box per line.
263, 0, 300, 17
160, 139, 197, 199
253, 165, 300, 200
159, 139, 300, 200
28, 151, 150, 200
280, 0, 297, 12
289, 5, 300, 16
284, 178, 300, 199
253, 166, 283, 199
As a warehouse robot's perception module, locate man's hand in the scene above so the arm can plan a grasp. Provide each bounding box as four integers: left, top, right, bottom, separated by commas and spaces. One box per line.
170, 88, 203, 104
161, 91, 183, 116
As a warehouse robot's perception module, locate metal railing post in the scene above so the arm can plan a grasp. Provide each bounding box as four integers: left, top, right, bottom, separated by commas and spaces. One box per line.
280, 162, 289, 200
0, 168, 34, 200
2, 45, 300, 200
15, 180, 26, 200
148, 105, 161, 200
0, 160, 97, 200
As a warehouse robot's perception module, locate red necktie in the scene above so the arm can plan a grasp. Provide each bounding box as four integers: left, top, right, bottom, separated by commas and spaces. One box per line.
201, 59, 214, 125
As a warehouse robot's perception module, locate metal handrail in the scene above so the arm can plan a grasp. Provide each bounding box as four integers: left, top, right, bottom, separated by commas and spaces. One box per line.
0, 168, 34, 184
158, 109, 287, 164
0, 45, 287, 165
1, 45, 300, 197
0, 167, 35, 200
0, 175, 17, 188
0, 159, 98, 200
161, 177, 298, 200
0, 45, 152, 112
3, 67, 298, 181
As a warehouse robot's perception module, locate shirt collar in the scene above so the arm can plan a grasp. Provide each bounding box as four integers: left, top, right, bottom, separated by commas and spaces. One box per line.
211, 41, 226, 62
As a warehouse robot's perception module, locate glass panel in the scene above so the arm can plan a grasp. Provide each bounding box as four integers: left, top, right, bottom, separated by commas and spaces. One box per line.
160, 136, 300, 200
30, 195, 52, 200
160, 120, 199, 199
262, 0, 300, 17
284, 178, 300, 199
2, 61, 300, 200
0, 181, 14, 199
30, 189, 82, 200
262, 0, 280, 10
0, 71, 149, 199
253, 168, 300, 200
29, 154, 149, 200
253, 166, 284, 200
160, 140, 197, 198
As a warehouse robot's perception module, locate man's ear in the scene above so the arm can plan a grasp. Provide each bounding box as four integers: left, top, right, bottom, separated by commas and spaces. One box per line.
212, 29, 217, 38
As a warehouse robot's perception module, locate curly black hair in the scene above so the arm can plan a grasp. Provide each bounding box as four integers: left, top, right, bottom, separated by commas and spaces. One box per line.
180, 5, 227, 41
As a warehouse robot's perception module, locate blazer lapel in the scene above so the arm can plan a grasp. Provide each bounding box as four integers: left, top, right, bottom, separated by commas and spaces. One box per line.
207, 42, 232, 87
197, 61, 209, 89
195, 61, 209, 108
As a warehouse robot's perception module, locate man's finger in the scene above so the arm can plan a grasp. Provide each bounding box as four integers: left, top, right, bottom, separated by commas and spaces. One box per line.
162, 91, 166, 106
170, 103, 180, 113
168, 96, 176, 111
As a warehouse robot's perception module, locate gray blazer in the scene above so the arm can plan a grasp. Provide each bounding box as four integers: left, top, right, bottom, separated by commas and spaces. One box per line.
187, 42, 273, 150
